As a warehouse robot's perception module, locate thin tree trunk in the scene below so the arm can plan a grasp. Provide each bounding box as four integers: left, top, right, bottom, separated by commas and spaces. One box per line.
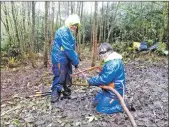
167, 2, 169, 49
2, 3, 13, 46
55, 2, 58, 30
77, 2, 83, 59
50, 2, 55, 54
44, 1, 49, 68
103, 2, 108, 41
31, 1, 35, 51
21, 2, 26, 51
106, 2, 120, 42
11, 2, 21, 49
58, 2, 61, 27
71, 2, 73, 14
99, 2, 104, 43
91, 2, 98, 67
89, 5, 93, 52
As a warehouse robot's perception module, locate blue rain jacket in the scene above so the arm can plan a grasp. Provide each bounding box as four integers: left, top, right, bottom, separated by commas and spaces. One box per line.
88, 52, 126, 114
51, 26, 79, 91
51, 26, 79, 66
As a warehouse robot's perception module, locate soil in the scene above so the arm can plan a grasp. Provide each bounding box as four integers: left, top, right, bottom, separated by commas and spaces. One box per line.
1, 54, 168, 127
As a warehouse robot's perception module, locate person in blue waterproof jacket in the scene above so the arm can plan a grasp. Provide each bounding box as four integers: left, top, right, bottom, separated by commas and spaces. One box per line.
50, 14, 81, 103
87, 42, 126, 114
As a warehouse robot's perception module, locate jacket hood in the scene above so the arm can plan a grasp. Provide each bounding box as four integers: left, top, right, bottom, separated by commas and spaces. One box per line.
104, 52, 122, 62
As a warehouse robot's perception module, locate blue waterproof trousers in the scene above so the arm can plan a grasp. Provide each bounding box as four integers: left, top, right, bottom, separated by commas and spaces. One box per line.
51, 60, 72, 96
93, 90, 123, 114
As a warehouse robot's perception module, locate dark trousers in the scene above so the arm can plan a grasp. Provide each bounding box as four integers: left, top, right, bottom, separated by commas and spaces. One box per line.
51, 60, 72, 96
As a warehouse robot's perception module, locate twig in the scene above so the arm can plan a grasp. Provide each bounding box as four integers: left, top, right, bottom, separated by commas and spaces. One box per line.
1, 105, 22, 117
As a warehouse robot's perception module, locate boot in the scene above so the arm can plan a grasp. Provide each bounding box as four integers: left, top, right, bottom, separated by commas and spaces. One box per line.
51, 89, 61, 103
61, 86, 71, 100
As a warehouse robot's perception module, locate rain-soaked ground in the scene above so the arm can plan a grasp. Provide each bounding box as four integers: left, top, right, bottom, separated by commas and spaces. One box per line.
1, 54, 168, 127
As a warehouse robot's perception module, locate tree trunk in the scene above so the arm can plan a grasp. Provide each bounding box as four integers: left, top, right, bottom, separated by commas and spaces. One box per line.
44, 1, 49, 68
2, 3, 13, 46
77, 2, 83, 59
167, 2, 169, 49
106, 2, 120, 42
58, 2, 61, 27
89, 5, 93, 52
91, 2, 98, 67
71, 2, 73, 14
99, 2, 104, 43
50, 2, 55, 54
11, 2, 21, 49
103, 2, 108, 42
31, 1, 35, 51
21, 2, 26, 51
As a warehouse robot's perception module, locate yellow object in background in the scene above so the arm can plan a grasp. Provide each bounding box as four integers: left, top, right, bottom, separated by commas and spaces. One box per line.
133, 42, 140, 50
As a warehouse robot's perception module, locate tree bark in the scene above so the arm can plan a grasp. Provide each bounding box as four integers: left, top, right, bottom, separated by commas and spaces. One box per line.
50, 2, 55, 54
58, 2, 61, 27
11, 2, 21, 49
2, 3, 13, 46
106, 2, 120, 42
91, 2, 98, 67
44, 1, 49, 68
31, 1, 35, 51
71, 2, 73, 14
99, 2, 104, 43
167, 2, 169, 49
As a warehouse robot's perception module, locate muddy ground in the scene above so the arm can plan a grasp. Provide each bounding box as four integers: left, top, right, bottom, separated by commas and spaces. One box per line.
1, 54, 168, 127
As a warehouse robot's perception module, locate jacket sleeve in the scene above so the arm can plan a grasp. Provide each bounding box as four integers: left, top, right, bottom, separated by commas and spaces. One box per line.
88, 61, 118, 86
60, 29, 79, 66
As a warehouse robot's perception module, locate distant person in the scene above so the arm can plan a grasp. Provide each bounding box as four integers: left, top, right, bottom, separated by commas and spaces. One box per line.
51, 14, 80, 103
88, 42, 126, 114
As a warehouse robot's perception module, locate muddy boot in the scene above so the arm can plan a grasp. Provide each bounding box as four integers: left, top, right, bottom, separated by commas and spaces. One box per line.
61, 86, 71, 100
51, 89, 61, 103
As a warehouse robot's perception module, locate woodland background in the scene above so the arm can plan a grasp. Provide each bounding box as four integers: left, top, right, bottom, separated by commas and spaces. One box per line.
1, 1, 168, 68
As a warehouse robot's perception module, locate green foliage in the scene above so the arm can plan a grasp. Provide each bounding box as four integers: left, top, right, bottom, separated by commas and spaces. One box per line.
147, 40, 154, 47
7, 57, 19, 68
111, 41, 132, 53
156, 42, 167, 55
12, 119, 21, 127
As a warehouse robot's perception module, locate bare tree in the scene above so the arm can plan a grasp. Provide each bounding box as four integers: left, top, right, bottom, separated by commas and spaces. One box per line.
58, 2, 61, 27
31, 1, 35, 50
99, 2, 104, 43
91, 2, 98, 67
50, 2, 55, 53
11, 2, 21, 49
106, 2, 120, 42
44, 1, 49, 68
1, 3, 13, 45
71, 2, 74, 14
89, 4, 93, 52
167, 2, 169, 49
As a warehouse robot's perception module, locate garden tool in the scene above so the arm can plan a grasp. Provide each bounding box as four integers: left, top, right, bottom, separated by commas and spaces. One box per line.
72, 66, 102, 77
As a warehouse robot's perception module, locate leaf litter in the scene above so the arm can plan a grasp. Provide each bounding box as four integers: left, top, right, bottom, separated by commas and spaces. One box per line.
1, 56, 168, 127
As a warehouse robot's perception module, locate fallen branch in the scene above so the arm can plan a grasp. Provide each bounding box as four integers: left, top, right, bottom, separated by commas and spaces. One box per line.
1, 105, 22, 117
